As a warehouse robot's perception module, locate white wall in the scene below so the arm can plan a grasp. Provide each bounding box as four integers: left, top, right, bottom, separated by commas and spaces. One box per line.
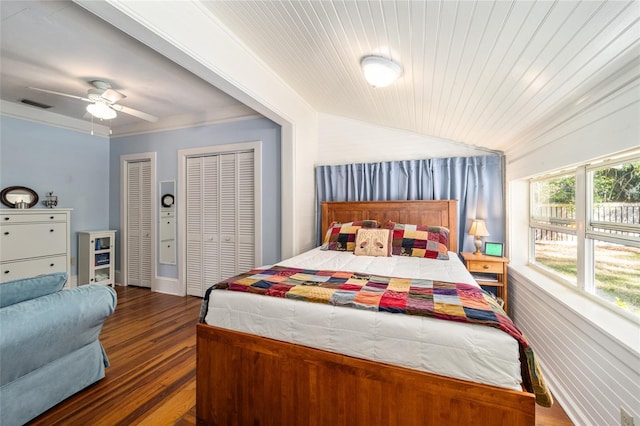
510, 268, 640, 426
505, 56, 640, 425
317, 114, 491, 165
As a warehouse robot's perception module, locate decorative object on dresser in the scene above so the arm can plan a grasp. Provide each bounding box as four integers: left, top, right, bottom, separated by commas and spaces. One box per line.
0, 209, 72, 283
0, 186, 39, 208
461, 251, 510, 312
42, 191, 58, 208
468, 219, 490, 254
78, 231, 116, 287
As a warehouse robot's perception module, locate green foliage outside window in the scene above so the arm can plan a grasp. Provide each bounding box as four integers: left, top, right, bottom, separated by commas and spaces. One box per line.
593, 160, 640, 202
531, 157, 640, 316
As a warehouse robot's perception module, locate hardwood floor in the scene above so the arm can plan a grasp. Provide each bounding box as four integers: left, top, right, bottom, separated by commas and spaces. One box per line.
29, 286, 574, 425
28, 286, 201, 426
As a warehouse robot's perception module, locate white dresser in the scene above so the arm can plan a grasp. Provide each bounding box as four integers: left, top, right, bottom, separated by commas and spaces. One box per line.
0, 209, 72, 283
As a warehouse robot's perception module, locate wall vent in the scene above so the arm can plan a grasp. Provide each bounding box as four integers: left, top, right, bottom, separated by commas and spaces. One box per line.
20, 99, 53, 109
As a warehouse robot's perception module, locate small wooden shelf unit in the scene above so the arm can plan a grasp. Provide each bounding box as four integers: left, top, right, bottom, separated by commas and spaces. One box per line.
78, 230, 116, 287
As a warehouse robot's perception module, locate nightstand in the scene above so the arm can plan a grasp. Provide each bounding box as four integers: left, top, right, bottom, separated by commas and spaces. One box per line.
461, 252, 510, 313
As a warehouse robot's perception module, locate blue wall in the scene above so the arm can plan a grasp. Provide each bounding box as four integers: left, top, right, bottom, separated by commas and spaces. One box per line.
109, 117, 282, 279
1, 115, 281, 282
0, 116, 111, 275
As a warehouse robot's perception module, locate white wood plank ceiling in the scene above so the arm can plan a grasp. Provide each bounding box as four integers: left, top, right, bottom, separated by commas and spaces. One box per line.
204, 0, 640, 152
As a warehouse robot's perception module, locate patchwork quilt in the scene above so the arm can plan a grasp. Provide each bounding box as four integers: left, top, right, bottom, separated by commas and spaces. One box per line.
201, 265, 552, 407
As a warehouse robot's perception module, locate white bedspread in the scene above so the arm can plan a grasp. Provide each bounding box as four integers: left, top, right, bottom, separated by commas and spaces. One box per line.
204, 248, 523, 391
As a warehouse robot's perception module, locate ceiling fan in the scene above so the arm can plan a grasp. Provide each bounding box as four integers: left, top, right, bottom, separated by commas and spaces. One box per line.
28, 80, 158, 122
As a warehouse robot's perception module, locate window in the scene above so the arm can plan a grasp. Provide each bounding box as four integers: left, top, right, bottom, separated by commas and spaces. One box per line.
530, 153, 640, 317
530, 173, 578, 285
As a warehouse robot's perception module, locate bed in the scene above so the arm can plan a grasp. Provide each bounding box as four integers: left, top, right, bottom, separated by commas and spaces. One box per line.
196, 200, 543, 425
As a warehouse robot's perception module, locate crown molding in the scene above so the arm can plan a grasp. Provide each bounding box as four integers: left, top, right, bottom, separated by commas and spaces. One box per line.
0, 100, 111, 137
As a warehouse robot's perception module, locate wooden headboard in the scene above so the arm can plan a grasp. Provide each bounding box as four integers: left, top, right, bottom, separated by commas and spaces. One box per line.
321, 200, 458, 253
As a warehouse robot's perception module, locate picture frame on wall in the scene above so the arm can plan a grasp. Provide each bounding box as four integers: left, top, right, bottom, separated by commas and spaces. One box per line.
484, 242, 504, 257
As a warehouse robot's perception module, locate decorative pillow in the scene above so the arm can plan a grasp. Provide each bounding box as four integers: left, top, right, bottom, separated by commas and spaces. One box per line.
321, 220, 379, 251
387, 222, 450, 260
354, 228, 392, 257
0, 272, 68, 308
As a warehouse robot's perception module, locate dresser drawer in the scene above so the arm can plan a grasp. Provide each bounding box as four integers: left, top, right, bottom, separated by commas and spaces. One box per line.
1, 212, 67, 223
466, 260, 504, 274
0, 256, 67, 282
0, 223, 67, 262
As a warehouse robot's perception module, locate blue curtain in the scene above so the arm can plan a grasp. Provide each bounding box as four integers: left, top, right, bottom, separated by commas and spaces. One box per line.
315, 155, 504, 252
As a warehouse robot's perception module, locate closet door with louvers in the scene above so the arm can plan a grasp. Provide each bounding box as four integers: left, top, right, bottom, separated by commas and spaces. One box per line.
186, 151, 254, 297
236, 151, 255, 272
202, 156, 220, 291
127, 160, 152, 288
186, 157, 203, 296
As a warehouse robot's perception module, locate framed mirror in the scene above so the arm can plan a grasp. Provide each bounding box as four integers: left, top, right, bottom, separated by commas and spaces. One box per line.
1, 186, 39, 208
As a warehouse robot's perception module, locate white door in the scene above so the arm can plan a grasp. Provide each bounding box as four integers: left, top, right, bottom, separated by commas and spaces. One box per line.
202, 156, 220, 291
186, 157, 203, 296
237, 151, 255, 272
127, 160, 152, 288
186, 151, 255, 297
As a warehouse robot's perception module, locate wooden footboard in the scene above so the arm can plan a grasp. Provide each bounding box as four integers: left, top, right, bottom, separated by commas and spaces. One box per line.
196, 323, 535, 426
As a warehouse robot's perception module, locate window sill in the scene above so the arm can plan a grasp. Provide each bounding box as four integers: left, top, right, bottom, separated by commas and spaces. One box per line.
509, 263, 639, 354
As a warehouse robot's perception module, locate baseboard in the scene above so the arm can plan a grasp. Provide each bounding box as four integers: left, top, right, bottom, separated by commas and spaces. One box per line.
153, 276, 182, 296
112, 270, 182, 296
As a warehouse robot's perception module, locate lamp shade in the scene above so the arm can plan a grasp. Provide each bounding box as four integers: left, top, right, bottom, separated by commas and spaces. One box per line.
469, 219, 490, 237
361, 56, 402, 88
87, 102, 117, 120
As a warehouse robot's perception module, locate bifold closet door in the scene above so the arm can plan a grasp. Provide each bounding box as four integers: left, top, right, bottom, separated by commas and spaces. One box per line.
127, 160, 152, 288
186, 151, 254, 297
236, 152, 255, 273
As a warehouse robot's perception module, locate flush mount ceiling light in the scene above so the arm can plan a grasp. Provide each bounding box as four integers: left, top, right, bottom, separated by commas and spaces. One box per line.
86, 101, 117, 120
360, 56, 402, 88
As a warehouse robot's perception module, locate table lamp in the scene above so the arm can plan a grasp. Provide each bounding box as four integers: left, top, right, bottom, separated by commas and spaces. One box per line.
469, 219, 490, 254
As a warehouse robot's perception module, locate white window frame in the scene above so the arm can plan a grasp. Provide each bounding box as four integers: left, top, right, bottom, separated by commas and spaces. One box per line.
528, 152, 640, 322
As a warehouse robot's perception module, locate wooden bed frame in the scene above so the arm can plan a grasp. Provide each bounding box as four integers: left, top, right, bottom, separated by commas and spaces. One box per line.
197, 200, 535, 425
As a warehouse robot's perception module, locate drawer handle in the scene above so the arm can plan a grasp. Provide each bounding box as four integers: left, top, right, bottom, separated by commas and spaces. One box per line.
50, 216, 54, 219
50, 263, 55, 267
483, 265, 490, 269
91, 278, 94, 282
4, 270, 9, 274
50, 229, 55, 233
3, 232, 8, 235
3, 217, 9, 221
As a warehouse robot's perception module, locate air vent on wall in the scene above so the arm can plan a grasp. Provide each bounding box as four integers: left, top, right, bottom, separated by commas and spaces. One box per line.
20, 99, 53, 109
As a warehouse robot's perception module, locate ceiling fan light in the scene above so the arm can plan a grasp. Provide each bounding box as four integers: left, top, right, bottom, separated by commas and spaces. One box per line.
361, 56, 402, 88
87, 102, 116, 120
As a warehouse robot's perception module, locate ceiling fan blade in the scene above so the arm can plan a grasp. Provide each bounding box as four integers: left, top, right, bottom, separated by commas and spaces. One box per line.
27, 87, 92, 102
100, 88, 126, 104
110, 104, 158, 122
